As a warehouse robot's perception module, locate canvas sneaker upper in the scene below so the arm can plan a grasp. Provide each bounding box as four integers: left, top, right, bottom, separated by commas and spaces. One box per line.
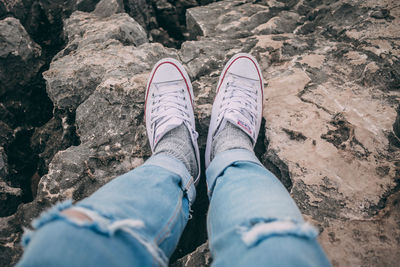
205, 53, 264, 168
145, 58, 201, 183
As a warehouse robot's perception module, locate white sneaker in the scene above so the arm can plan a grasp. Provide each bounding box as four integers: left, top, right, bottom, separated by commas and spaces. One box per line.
205, 53, 264, 168
145, 58, 201, 183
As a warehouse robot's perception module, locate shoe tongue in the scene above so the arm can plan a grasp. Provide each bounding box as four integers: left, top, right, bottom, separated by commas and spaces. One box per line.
156, 80, 182, 93
154, 117, 183, 146
218, 112, 256, 144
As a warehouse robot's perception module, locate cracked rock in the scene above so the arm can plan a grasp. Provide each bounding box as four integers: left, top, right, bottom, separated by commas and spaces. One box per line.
44, 11, 148, 110
1, 0, 400, 266
0, 17, 43, 96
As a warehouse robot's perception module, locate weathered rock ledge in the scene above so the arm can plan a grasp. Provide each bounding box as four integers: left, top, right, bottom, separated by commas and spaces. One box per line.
0, 0, 399, 266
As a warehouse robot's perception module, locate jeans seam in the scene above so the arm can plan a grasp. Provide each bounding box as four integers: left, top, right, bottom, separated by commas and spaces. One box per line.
154, 191, 183, 245
184, 176, 195, 191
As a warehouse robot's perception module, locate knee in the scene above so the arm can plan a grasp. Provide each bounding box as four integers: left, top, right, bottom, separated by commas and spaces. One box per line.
18, 221, 78, 267
211, 218, 330, 267
61, 209, 92, 222
238, 219, 330, 267
251, 235, 330, 267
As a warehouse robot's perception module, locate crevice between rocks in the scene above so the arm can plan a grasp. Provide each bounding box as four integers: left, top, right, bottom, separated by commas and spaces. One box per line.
374, 106, 400, 215
1, 71, 55, 216
369, 173, 400, 216
123, 0, 220, 48
259, 119, 293, 191
0, 1, 78, 217
1, 0, 224, 219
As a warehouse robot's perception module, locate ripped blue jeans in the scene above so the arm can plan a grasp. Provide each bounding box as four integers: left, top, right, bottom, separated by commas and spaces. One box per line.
17, 149, 330, 267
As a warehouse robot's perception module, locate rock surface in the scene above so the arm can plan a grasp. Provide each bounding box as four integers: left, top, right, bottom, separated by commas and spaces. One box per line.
0, 15, 53, 219
1, 0, 400, 266
0, 17, 43, 96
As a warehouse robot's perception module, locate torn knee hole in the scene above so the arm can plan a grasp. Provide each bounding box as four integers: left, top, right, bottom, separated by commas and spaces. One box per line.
238, 218, 318, 247
24, 201, 145, 240
23, 201, 168, 266
61, 209, 92, 222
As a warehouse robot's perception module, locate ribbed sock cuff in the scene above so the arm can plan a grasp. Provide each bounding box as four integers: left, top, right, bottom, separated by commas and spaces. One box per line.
211, 121, 253, 161
154, 124, 198, 178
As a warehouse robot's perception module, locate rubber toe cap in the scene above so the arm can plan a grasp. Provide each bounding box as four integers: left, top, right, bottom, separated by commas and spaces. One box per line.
152, 61, 183, 83
228, 57, 260, 80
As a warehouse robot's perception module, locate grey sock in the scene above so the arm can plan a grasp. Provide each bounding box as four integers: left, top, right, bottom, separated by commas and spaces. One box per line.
154, 124, 198, 178
211, 121, 253, 161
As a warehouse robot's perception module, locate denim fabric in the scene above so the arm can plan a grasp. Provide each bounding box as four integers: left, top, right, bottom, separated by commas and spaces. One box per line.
207, 149, 331, 267
17, 154, 192, 267
17, 150, 330, 267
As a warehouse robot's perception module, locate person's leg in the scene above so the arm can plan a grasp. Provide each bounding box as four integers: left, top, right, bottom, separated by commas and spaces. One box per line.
18, 155, 193, 267
18, 58, 200, 267
205, 53, 330, 266
207, 150, 330, 267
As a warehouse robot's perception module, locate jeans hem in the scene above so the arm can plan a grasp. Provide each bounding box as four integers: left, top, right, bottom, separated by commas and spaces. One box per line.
206, 148, 263, 198
144, 153, 196, 206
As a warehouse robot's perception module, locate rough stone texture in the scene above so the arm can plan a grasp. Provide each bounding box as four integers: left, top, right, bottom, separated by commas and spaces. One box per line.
93, 0, 124, 18
1, 0, 400, 266
0, 0, 101, 53
171, 242, 212, 267
43, 11, 148, 110
182, 0, 400, 265
0, 147, 7, 177
186, 1, 272, 39
0, 15, 53, 218
0, 17, 43, 96
0, 146, 23, 218
38, 11, 174, 204
124, 0, 219, 47
30, 109, 80, 180
0, 180, 22, 218
0, 0, 217, 50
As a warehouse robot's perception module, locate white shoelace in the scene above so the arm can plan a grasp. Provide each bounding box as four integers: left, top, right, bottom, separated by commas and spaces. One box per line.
150, 81, 194, 141
216, 74, 258, 133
